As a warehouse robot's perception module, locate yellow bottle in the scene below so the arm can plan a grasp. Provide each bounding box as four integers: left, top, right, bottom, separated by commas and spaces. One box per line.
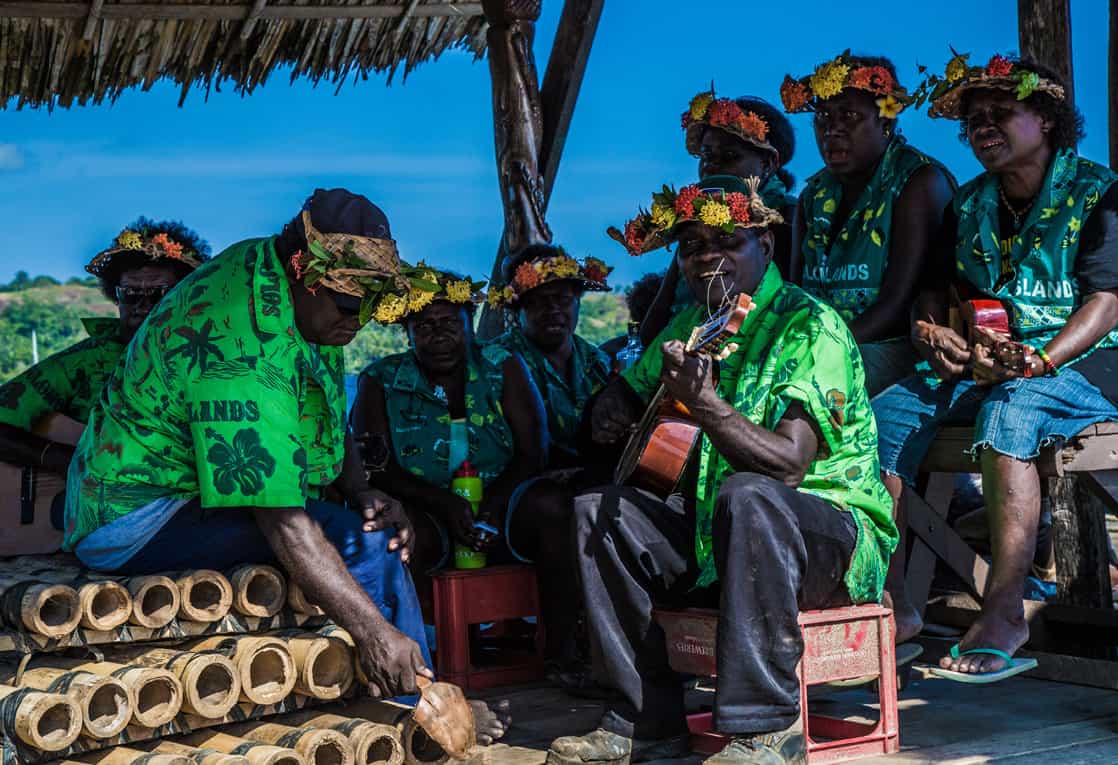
451, 461, 486, 569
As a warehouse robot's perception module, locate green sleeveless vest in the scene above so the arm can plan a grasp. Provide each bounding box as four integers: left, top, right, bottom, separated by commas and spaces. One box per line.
954, 149, 1118, 350
801, 137, 946, 323
365, 348, 514, 488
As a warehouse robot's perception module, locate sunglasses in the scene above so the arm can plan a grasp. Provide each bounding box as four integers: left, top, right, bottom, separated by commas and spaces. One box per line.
115, 285, 172, 305
327, 290, 363, 318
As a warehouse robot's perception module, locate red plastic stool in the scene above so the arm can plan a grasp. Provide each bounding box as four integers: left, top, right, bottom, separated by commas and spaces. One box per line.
654, 604, 899, 763
432, 564, 546, 691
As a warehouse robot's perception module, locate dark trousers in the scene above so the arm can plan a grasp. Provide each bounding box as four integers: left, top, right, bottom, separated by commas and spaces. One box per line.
574, 472, 857, 738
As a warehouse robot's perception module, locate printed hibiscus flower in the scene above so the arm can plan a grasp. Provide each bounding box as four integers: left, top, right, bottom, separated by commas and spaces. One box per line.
206, 428, 277, 496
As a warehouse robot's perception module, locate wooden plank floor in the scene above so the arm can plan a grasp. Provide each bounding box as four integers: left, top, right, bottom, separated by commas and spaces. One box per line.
478, 663, 1118, 764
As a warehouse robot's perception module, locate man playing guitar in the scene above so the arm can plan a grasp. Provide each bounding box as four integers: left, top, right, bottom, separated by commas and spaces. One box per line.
548, 176, 895, 765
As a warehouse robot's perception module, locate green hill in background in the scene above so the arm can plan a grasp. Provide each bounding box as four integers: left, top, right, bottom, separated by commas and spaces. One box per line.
0, 276, 630, 382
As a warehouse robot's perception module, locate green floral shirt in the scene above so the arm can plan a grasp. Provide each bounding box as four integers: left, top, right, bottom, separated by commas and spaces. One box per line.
63, 238, 347, 549
801, 137, 947, 324
485, 329, 609, 465
623, 264, 896, 602
363, 349, 514, 488
954, 149, 1118, 350
0, 318, 124, 429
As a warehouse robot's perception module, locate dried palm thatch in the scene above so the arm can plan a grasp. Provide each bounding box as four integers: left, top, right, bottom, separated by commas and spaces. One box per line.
0, 1, 488, 110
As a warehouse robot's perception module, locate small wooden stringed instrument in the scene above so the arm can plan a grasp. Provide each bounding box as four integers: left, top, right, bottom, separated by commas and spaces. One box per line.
614, 293, 754, 496
0, 413, 84, 556
945, 285, 1032, 374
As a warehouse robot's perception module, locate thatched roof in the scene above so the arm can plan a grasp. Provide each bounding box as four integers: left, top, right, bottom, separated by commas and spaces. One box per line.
0, 1, 488, 110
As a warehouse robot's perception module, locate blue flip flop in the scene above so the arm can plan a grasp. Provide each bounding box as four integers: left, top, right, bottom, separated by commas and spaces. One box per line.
929, 644, 1038, 684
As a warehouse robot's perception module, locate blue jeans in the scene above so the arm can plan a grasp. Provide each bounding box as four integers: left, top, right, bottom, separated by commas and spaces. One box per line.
111, 498, 432, 671
874, 370, 1118, 486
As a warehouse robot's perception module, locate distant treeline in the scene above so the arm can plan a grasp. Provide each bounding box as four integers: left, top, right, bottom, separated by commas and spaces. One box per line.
0, 278, 630, 382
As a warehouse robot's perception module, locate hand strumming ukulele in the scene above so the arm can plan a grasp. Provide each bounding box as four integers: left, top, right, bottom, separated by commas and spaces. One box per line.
613, 293, 754, 497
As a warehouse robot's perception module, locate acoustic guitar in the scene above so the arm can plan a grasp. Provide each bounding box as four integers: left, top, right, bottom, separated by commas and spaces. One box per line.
0, 413, 84, 557
613, 293, 755, 497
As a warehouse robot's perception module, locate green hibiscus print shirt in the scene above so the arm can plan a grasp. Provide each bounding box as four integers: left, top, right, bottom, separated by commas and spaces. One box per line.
485, 329, 609, 466
0, 318, 124, 429
622, 264, 897, 603
63, 238, 347, 549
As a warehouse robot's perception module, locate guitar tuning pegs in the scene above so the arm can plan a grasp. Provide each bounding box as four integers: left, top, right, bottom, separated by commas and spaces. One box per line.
713, 343, 740, 361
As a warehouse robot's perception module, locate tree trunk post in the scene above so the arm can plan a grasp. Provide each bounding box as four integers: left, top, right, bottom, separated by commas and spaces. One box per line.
1017, 0, 1074, 106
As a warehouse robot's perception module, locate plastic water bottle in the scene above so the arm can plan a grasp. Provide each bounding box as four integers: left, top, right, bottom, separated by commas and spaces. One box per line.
451, 461, 487, 569
615, 321, 644, 372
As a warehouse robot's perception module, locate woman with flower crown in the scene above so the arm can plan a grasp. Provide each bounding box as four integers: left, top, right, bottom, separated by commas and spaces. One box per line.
639, 90, 798, 347
784, 53, 955, 397
875, 55, 1118, 683
0, 217, 208, 484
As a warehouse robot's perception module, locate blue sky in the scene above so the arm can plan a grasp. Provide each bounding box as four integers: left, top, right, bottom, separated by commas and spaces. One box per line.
0, 0, 1110, 287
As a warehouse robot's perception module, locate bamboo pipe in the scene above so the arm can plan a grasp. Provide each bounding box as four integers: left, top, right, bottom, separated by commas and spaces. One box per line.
229, 565, 287, 618
176, 731, 306, 765
13, 666, 133, 739
339, 699, 449, 765
221, 721, 354, 765
138, 739, 251, 765
59, 659, 182, 728
76, 579, 134, 632
0, 683, 82, 752
186, 636, 296, 706
126, 575, 181, 629
315, 627, 367, 686
69, 747, 194, 765
286, 584, 324, 616
110, 646, 239, 719
278, 633, 354, 700
176, 570, 234, 623
0, 577, 82, 637
281, 711, 403, 765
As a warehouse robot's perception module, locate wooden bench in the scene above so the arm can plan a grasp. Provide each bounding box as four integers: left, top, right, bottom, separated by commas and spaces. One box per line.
905, 423, 1118, 687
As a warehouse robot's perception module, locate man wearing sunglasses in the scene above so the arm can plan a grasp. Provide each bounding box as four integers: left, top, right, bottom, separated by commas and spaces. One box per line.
0, 218, 207, 481
61, 189, 461, 712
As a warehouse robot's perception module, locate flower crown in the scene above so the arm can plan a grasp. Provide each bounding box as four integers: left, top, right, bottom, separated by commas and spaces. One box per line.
608, 176, 785, 257
681, 88, 778, 160
488, 249, 612, 308
364, 263, 486, 324
912, 50, 1066, 120
86, 227, 204, 277
781, 50, 910, 119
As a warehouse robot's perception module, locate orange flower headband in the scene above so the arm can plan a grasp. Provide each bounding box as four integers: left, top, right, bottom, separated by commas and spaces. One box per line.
86, 227, 204, 277
608, 175, 784, 257
488, 249, 612, 308
781, 50, 910, 119
681, 88, 778, 160
914, 50, 1066, 120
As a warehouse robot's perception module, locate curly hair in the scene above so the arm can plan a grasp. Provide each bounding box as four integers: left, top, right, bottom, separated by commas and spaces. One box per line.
99, 217, 211, 302
957, 59, 1084, 150
625, 271, 664, 323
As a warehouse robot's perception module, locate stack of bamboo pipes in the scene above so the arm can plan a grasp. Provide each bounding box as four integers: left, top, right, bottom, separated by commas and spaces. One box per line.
0, 563, 299, 640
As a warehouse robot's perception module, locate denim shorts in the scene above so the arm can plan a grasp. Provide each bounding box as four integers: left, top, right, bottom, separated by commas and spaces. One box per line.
874, 369, 1118, 486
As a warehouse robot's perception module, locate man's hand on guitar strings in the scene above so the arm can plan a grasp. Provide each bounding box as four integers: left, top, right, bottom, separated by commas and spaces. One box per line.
591, 384, 641, 444
661, 340, 717, 411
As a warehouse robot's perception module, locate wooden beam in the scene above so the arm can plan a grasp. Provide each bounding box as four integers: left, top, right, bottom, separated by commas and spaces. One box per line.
81, 0, 103, 40
537, 0, 604, 203
1018, 0, 1075, 105
0, 2, 484, 21
1111, 0, 1118, 170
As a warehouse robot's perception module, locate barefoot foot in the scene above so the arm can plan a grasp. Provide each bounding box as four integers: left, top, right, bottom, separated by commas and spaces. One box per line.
938, 612, 1029, 675
470, 699, 511, 745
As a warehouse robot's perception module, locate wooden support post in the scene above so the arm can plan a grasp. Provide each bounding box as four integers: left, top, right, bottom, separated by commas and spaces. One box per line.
1017, 0, 1074, 105
1050, 476, 1112, 610
477, 0, 603, 339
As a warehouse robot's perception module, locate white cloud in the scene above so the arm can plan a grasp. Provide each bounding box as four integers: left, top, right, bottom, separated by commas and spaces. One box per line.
0, 144, 24, 171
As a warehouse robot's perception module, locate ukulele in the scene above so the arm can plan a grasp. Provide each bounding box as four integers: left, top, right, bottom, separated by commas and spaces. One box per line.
946, 286, 1032, 374
613, 294, 754, 497
0, 413, 84, 557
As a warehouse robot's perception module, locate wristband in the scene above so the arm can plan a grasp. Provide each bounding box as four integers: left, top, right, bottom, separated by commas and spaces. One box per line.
1036, 348, 1059, 376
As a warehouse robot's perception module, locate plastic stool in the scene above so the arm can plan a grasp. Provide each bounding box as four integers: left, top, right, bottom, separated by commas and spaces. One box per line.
654, 604, 899, 763
432, 564, 545, 691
